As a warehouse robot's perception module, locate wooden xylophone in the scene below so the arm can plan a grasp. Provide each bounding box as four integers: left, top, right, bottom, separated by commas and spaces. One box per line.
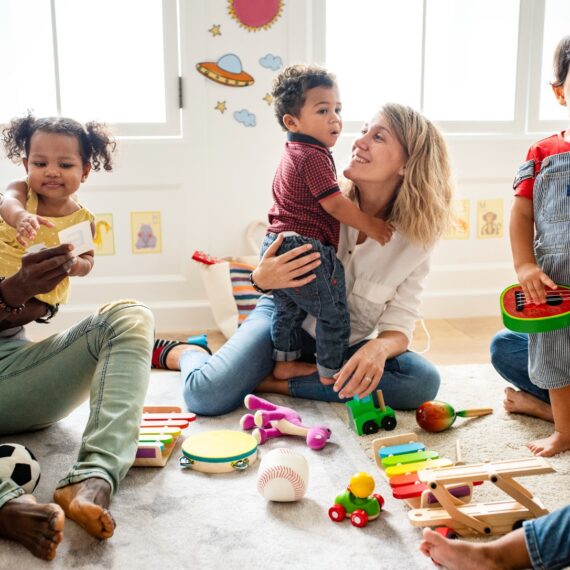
133, 406, 197, 467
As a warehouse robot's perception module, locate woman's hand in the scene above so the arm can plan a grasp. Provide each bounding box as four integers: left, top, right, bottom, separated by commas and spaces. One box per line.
332, 339, 389, 399
2, 244, 75, 307
252, 233, 321, 291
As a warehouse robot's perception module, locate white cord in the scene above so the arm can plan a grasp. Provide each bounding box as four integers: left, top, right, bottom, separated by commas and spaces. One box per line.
410, 318, 431, 354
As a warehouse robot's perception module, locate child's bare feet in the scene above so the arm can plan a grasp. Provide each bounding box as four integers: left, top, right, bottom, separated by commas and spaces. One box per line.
503, 387, 553, 421
273, 361, 317, 380
53, 478, 115, 539
528, 431, 570, 457
319, 375, 335, 385
0, 494, 64, 560
419, 528, 504, 570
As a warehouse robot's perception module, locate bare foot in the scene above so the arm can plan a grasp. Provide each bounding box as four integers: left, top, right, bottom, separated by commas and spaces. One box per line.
54, 478, 115, 539
166, 343, 209, 370
503, 387, 553, 421
528, 431, 570, 457
419, 528, 503, 570
273, 361, 317, 380
319, 375, 335, 385
0, 494, 64, 560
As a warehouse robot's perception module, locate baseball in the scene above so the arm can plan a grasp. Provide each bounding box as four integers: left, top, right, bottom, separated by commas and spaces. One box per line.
257, 448, 309, 502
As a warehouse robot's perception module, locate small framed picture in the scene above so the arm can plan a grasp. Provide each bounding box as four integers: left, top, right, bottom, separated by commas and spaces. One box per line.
131, 211, 162, 254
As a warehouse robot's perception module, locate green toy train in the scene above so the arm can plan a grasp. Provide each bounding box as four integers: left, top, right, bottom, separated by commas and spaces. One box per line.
346, 389, 397, 435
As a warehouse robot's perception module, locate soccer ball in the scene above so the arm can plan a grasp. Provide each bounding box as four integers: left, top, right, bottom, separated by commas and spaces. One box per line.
0, 443, 41, 493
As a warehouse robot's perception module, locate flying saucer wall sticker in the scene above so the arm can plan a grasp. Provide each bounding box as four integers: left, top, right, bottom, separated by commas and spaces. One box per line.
228, 0, 284, 32
196, 53, 254, 87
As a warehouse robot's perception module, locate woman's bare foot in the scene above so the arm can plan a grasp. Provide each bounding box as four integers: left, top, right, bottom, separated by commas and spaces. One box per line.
420, 528, 503, 570
0, 494, 64, 560
53, 478, 115, 539
273, 361, 317, 380
503, 387, 553, 421
528, 431, 570, 457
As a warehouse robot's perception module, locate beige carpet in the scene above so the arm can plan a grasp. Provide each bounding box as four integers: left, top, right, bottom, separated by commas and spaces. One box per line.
1, 363, 569, 569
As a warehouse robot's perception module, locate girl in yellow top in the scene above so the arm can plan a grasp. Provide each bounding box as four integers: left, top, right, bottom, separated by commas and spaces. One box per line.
0, 113, 115, 312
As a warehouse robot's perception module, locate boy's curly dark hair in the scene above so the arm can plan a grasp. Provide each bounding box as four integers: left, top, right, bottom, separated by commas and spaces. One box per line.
271, 64, 337, 131
553, 35, 570, 88
1, 112, 116, 171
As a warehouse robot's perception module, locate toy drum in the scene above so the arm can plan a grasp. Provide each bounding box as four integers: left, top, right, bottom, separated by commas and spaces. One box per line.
179, 430, 258, 473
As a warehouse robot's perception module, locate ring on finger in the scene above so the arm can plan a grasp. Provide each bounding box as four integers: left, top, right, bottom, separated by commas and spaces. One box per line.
363, 376, 372, 383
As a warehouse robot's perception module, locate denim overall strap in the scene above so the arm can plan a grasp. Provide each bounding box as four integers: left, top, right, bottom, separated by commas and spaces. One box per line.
529, 151, 570, 389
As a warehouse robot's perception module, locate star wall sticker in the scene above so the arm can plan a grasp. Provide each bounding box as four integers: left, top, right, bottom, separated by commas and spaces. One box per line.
209, 24, 222, 37
215, 101, 227, 114
262, 93, 273, 105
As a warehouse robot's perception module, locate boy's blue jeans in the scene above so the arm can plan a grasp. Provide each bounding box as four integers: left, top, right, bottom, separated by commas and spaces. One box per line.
260, 233, 350, 378
524, 505, 570, 569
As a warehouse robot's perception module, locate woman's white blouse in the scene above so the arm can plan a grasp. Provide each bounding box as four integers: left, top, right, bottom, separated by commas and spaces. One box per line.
303, 224, 432, 346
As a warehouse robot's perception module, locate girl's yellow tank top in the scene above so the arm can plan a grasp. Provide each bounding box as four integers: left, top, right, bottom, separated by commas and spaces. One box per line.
0, 188, 94, 306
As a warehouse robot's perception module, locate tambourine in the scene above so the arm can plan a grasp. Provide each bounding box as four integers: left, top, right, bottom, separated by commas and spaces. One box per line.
179, 430, 258, 473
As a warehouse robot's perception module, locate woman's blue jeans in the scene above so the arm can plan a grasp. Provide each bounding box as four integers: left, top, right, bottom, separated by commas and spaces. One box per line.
490, 329, 550, 403
182, 296, 441, 416
524, 505, 570, 569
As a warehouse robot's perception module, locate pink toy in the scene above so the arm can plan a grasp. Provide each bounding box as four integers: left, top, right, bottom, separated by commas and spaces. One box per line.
240, 394, 331, 450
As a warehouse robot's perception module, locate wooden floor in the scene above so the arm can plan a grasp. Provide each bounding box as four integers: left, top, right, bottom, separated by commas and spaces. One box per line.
160, 316, 502, 366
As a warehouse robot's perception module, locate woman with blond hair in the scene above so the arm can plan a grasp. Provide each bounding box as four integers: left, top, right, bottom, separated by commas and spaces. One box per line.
157, 103, 454, 414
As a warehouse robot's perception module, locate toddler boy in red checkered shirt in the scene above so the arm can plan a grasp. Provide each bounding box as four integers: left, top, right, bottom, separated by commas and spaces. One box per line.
258, 64, 393, 385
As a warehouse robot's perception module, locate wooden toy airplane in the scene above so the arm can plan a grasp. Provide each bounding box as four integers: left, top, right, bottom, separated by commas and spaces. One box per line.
134, 407, 196, 467
408, 457, 555, 536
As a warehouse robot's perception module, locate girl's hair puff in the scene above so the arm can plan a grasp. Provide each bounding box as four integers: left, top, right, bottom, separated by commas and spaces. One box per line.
344, 103, 454, 248
552, 35, 570, 88
1, 112, 116, 171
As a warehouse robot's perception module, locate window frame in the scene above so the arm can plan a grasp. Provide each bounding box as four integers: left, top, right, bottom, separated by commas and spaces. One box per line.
313, 0, 560, 136
42, 0, 181, 138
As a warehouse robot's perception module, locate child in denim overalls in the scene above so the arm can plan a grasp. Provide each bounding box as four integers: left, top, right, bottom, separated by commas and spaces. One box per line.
258, 64, 393, 385
510, 35, 570, 456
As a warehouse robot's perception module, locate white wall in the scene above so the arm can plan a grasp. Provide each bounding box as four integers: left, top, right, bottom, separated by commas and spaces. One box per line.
0, 1, 562, 338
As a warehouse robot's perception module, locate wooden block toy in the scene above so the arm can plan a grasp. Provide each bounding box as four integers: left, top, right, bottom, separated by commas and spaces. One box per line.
381, 450, 439, 468
385, 457, 453, 478
180, 430, 258, 473
133, 406, 195, 468
408, 457, 555, 537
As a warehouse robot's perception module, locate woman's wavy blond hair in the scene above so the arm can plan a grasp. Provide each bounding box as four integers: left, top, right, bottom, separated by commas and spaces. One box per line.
344, 103, 454, 247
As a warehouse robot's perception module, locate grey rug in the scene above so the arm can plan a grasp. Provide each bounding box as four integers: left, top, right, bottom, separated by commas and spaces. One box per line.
0, 371, 433, 570
2, 364, 569, 569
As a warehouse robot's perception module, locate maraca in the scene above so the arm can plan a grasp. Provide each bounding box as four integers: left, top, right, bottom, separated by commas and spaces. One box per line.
416, 400, 493, 433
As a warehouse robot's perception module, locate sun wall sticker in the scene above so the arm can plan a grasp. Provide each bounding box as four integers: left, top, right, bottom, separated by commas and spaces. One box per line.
228, 0, 284, 32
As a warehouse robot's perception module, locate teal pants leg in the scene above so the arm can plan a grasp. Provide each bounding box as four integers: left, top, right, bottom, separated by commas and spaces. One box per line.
0, 301, 153, 507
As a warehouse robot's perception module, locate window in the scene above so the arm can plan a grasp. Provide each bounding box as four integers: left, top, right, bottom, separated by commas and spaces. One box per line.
319, 0, 568, 134
0, 0, 180, 137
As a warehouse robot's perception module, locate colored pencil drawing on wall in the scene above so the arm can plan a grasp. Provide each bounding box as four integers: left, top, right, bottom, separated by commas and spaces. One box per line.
444, 199, 470, 240
477, 199, 503, 239
93, 213, 115, 256
131, 211, 162, 254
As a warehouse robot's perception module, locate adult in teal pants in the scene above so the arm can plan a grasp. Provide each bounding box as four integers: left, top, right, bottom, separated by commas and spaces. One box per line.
0, 244, 154, 560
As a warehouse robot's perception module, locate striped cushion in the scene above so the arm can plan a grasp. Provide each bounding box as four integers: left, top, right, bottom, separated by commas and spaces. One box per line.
229, 261, 262, 326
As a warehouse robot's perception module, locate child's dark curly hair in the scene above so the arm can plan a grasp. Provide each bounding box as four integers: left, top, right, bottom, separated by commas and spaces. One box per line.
553, 35, 570, 88
1, 112, 116, 171
271, 64, 337, 131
